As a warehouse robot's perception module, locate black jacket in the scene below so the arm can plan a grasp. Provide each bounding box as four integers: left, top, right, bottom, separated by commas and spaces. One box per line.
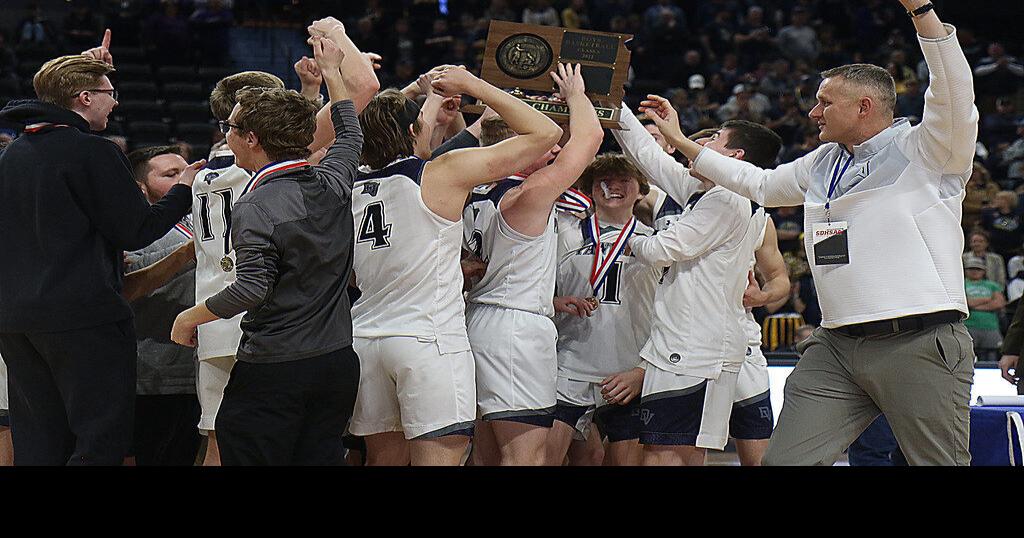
206, 101, 362, 363
0, 100, 192, 332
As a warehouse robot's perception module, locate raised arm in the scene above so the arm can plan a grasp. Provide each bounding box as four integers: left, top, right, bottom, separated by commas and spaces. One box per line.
308, 17, 379, 112
628, 189, 746, 268
309, 36, 364, 203
412, 75, 444, 159
500, 63, 603, 237
613, 103, 702, 205
419, 67, 562, 221
639, 94, 810, 207
899, 1, 979, 176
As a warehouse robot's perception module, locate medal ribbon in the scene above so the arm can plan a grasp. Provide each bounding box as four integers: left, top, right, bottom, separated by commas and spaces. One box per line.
173, 219, 193, 239
24, 122, 68, 133
556, 188, 593, 213
242, 159, 309, 195
824, 154, 853, 221
587, 214, 637, 296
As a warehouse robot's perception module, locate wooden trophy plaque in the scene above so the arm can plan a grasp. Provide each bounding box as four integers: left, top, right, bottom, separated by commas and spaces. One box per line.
463, 20, 633, 130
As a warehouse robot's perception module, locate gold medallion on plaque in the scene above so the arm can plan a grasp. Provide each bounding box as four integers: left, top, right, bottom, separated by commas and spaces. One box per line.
496, 33, 553, 80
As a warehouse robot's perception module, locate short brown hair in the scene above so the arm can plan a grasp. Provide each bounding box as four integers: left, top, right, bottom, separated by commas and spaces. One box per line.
577, 153, 650, 199
689, 127, 720, 141
480, 117, 516, 147
720, 120, 783, 168
209, 71, 285, 121
359, 89, 422, 169
820, 63, 897, 114
33, 55, 114, 108
127, 144, 183, 183
234, 87, 319, 162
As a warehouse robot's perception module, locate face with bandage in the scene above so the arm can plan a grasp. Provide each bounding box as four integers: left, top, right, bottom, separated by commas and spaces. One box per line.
591, 175, 644, 212
577, 153, 650, 215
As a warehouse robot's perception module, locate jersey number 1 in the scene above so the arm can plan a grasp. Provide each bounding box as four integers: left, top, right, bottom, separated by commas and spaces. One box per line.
196, 189, 233, 255
358, 201, 392, 249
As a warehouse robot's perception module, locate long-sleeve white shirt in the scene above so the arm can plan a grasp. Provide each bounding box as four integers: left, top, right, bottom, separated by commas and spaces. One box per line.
630, 187, 763, 379
690, 24, 980, 328
612, 104, 703, 209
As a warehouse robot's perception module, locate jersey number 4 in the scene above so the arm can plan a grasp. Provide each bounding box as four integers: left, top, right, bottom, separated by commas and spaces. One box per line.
357, 201, 392, 249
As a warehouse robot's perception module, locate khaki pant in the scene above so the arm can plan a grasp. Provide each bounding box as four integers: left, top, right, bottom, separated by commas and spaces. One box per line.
764, 322, 974, 466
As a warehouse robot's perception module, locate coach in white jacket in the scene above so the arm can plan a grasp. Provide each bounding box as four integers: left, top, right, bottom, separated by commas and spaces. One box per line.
640, 0, 978, 465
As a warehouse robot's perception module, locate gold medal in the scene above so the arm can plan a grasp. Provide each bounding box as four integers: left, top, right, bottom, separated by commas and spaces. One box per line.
220, 256, 234, 272
585, 296, 600, 309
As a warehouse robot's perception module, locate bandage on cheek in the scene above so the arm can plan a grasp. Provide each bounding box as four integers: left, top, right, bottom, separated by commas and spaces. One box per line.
600, 181, 611, 198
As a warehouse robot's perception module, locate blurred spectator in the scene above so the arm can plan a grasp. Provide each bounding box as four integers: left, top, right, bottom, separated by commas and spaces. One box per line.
973, 43, 1024, 99
962, 162, 1000, 232
522, 0, 560, 26
964, 230, 1007, 289
964, 256, 1006, 362
998, 121, 1024, 183
982, 97, 1023, 151
143, 0, 192, 65
561, 0, 591, 29
667, 88, 701, 135
766, 90, 807, 147
643, 0, 687, 34
776, 6, 819, 64
189, 0, 235, 66
771, 205, 804, 255
733, 6, 775, 68
17, 3, 59, 53
894, 78, 924, 123
887, 50, 918, 95
63, 3, 104, 52
0, 32, 18, 97
718, 83, 770, 123
484, 0, 517, 22
780, 130, 821, 163
423, 18, 455, 68
981, 190, 1024, 259
758, 59, 792, 99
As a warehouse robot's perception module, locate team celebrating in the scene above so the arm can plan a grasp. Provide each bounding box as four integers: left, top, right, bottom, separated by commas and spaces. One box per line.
0, 0, 979, 466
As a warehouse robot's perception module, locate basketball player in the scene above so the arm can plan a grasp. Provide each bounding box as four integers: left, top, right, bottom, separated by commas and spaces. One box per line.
627, 117, 782, 466
617, 108, 790, 465
548, 154, 659, 466
463, 63, 603, 465
346, 65, 562, 466
190, 18, 378, 465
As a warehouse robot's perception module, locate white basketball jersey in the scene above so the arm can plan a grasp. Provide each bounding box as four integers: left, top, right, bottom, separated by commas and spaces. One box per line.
192, 149, 251, 360
745, 216, 769, 351
463, 177, 559, 317
351, 157, 471, 354
554, 214, 660, 382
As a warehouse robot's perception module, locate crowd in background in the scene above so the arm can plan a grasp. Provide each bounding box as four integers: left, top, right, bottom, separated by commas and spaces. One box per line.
1, 0, 1022, 357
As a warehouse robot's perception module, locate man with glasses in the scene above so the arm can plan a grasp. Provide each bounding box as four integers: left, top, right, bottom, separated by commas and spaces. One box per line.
0, 39, 206, 464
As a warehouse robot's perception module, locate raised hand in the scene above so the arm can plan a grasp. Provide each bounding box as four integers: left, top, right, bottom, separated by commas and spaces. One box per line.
81, 28, 113, 66
430, 66, 480, 97
308, 16, 345, 39
437, 96, 462, 127
294, 56, 323, 87
638, 94, 684, 143
364, 52, 383, 71
549, 63, 586, 99
174, 159, 208, 188
312, 36, 345, 73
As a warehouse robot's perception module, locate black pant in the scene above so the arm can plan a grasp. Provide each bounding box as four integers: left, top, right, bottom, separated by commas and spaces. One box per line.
132, 394, 202, 466
216, 346, 360, 466
0, 319, 137, 465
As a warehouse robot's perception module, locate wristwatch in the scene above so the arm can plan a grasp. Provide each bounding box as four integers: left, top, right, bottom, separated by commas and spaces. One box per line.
906, 2, 935, 17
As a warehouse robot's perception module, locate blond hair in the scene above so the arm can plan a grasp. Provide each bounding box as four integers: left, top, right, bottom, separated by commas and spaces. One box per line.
33, 55, 114, 108
234, 87, 319, 162
480, 117, 517, 147
209, 71, 285, 121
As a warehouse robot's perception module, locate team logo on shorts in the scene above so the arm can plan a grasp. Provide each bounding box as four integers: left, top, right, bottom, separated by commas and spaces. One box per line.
639, 409, 654, 425
758, 406, 771, 420
668, 353, 681, 364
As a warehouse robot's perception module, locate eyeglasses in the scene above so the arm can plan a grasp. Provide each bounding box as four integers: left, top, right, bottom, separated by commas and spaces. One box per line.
84, 88, 118, 101
218, 120, 243, 134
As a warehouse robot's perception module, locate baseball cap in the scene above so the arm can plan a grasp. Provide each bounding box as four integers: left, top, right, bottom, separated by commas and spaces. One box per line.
964, 257, 987, 271
688, 74, 706, 90
733, 83, 750, 95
